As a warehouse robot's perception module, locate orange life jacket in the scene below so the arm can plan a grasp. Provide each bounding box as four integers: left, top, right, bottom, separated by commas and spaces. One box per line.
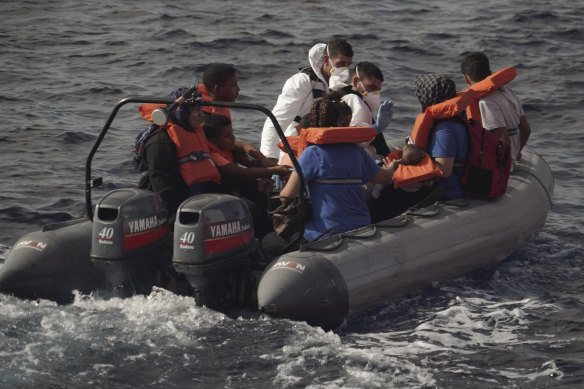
392, 68, 517, 190
138, 103, 221, 186
386, 150, 443, 189
277, 126, 378, 158
464, 67, 517, 128
197, 84, 232, 120
410, 89, 477, 150
391, 90, 477, 188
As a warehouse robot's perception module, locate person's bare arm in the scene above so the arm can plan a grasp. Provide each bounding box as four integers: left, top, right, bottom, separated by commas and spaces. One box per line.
490, 127, 511, 146
233, 140, 278, 167
218, 163, 291, 180
433, 156, 455, 178
371, 161, 398, 184
518, 115, 531, 158
279, 171, 300, 200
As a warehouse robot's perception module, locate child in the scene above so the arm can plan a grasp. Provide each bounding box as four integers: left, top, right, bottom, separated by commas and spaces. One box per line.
204, 114, 291, 238
204, 114, 291, 190
198, 63, 279, 168
197, 63, 240, 119
371, 144, 427, 199
400, 143, 427, 165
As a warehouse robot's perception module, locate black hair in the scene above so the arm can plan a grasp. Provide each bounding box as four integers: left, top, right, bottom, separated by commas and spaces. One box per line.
298, 113, 312, 130
202, 63, 237, 91
203, 114, 231, 139
353, 61, 384, 82
325, 38, 353, 59
461, 52, 491, 82
309, 95, 352, 127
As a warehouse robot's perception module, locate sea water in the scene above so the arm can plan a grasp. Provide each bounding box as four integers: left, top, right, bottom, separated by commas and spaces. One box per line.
1, 0, 583, 387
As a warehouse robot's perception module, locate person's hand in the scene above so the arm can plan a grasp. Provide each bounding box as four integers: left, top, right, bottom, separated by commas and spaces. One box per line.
372, 100, 394, 132
257, 177, 275, 193
259, 157, 278, 167
382, 156, 401, 168
385, 160, 400, 172
271, 165, 292, 177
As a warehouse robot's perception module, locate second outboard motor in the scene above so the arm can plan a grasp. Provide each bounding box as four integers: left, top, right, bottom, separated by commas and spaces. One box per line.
90, 189, 170, 296
172, 194, 257, 309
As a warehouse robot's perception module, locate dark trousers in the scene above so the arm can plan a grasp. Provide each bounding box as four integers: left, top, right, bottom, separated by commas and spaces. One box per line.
219, 173, 273, 239
368, 185, 431, 224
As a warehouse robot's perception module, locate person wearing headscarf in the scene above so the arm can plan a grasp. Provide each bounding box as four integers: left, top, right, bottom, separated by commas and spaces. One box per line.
137, 87, 221, 219
414, 74, 468, 199
369, 74, 468, 223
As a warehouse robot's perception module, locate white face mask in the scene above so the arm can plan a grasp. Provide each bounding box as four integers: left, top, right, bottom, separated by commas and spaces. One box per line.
327, 47, 349, 89
355, 67, 381, 114
363, 91, 381, 114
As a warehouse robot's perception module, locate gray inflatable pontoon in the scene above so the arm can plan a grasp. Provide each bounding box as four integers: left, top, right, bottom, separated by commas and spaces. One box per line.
257, 149, 554, 330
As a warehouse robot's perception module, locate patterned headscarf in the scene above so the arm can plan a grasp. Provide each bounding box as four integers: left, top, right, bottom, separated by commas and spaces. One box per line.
168, 86, 202, 130
414, 74, 457, 111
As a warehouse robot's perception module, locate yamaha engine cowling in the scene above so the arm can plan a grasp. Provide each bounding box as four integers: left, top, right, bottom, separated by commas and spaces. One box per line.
90, 189, 170, 296
172, 194, 257, 309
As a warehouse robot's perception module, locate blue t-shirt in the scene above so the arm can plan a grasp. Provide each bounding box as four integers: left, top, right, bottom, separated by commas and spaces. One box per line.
296, 143, 380, 241
430, 120, 468, 199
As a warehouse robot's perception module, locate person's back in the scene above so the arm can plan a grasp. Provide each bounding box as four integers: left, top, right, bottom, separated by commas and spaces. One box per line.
279, 97, 395, 241
300, 143, 380, 240
138, 127, 188, 217
461, 52, 531, 163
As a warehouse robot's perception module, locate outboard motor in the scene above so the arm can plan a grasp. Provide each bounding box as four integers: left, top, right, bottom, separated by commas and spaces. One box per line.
172, 194, 257, 309
90, 188, 170, 296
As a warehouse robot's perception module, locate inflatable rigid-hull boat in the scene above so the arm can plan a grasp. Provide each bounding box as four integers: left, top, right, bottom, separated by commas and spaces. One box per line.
257, 149, 554, 330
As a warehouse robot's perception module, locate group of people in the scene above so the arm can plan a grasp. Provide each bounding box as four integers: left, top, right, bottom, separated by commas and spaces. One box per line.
136, 38, 532, 247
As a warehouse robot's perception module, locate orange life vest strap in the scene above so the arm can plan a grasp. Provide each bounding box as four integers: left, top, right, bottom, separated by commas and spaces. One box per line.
277, 126, 377, 158
464, 67, 517, 127
138, 103, 221, 185
197, 84, 232, 120
139, 103, 167, 123
410, 89, 476, 150
402, 68, 516, 189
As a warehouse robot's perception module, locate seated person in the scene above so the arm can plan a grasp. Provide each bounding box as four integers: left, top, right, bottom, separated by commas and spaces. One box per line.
369, 74, 468, 222
198, 63, 279, 167
415, 74, 468, 200
204, 114, 292, 238
279, 97, 397, 241
461, 52, 531, 164
197, 63, 240, 119
137, 87, 222, 221
260, 38, 354, 159
204, 114, 292, 183
332, 61, 394, 156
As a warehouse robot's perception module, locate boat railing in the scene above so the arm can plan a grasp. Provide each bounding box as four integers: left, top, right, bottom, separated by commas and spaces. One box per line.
85, 90, 307, 243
